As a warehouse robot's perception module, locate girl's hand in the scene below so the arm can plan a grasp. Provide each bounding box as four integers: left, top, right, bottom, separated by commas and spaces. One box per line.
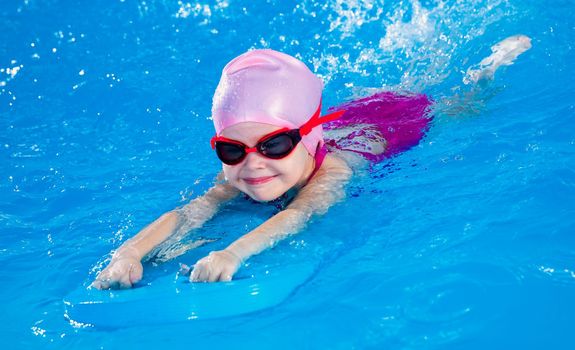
91, 249, 143, 290
190, 250, 242, 282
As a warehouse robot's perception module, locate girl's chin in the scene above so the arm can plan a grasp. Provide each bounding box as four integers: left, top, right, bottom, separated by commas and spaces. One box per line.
247, 192, 281, 202
245, 187, 285, 202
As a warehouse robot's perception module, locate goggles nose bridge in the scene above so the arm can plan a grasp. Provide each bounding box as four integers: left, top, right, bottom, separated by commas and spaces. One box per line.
244, 146, 258, 154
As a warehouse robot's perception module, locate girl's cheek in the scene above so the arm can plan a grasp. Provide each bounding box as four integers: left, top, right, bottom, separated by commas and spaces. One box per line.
222, 168, 236, 187
222, 165, 235, 180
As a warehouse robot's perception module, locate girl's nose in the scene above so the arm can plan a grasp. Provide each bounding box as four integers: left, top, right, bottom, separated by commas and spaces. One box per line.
242, 151, 267, 169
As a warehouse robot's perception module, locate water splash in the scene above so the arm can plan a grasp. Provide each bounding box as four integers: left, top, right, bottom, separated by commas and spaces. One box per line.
301, 0, 517, 94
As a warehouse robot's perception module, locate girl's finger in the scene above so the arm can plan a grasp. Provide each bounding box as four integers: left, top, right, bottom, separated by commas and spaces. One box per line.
190, 266, 200, 282
208, 269, 221, 283
220, 265, 236, 282
117, 275, 132, 289
191, 264, 208, 282
129, 264, 143, 284
220, 271, 233, 282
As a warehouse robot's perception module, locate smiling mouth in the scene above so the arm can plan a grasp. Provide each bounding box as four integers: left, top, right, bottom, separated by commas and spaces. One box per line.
243, 175, 277, 186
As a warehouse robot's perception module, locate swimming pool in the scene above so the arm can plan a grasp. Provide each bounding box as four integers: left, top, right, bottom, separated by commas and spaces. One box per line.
1, 0, 574, 348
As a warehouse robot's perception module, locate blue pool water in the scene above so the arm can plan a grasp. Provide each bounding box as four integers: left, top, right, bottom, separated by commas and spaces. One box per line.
1, 0, 574, 348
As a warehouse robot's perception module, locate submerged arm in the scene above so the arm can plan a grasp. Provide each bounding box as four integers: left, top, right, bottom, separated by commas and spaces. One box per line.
190, 154, 352, 282
92, 173, 239, 289
120, 175, 239, 258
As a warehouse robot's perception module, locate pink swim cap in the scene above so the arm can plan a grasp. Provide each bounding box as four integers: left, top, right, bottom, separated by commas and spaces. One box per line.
211, 49, 325, 156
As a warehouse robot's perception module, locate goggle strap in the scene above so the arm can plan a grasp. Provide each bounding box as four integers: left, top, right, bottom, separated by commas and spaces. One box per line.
210, 102, 346, 147
299, 106, 345, 136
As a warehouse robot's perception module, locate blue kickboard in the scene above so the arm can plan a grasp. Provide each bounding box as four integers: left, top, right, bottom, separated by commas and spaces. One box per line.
64, 262, 316, 328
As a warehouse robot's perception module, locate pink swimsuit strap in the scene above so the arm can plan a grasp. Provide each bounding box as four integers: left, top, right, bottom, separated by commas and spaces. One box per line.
306, 144, 327, 184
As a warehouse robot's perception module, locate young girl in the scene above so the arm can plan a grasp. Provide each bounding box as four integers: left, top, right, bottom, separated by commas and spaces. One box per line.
92, 35, 531, 289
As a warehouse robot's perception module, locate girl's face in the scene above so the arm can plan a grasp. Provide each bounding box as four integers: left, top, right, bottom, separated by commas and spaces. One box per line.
219, 122, 315, 202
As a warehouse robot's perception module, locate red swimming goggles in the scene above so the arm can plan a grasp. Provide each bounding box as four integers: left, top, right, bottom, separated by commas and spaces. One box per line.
210, 105, 345, 166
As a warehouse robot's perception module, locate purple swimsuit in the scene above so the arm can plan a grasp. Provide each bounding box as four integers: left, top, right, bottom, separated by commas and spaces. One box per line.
308, 91, 432, 182
323, 92, 433, 162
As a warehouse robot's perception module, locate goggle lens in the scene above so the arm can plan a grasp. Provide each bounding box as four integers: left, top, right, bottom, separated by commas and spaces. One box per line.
259, 133, 296, 158
215, 142, 246, 165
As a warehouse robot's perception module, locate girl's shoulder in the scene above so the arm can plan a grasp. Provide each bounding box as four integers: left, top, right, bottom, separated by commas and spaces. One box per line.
321, 152, 358, 174
316, 153, 353, 180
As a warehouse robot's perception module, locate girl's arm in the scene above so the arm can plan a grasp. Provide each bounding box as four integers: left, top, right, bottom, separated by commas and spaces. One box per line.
190, 154, 352, 282
92, 173, 239, 289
